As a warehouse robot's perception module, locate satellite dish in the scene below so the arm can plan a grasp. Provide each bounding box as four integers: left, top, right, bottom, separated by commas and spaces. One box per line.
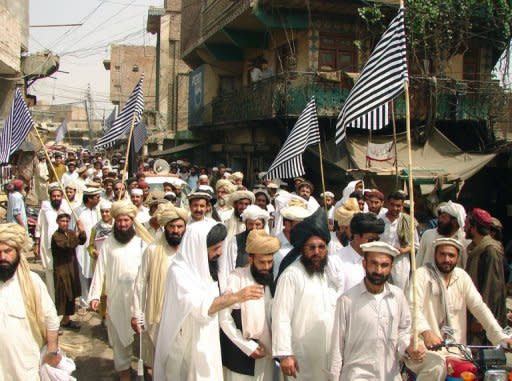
154, 159, 170, 174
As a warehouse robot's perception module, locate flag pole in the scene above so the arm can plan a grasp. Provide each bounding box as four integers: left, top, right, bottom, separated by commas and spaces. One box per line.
32, 124, 80, 222
318, 141, 328, 220
391, 100, 399, 188
119, 112, 138, 200
401, 0, 417, 349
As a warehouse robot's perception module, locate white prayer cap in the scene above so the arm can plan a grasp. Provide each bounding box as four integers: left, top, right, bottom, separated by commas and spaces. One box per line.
48, 182, 63, 194
197, 184, 214, 193
83, 186, 103, 196
212, 167, 218, 172
360, 241, 400, 258
266, 182, 279, 189
164, 191, 176, 199
321, 191, 335, 199
131, 188, 143, 196
438, 201, 466, 230
65, 182, 78, 190
99, 200, 112, 210
432, 237, 464, 253
223, 172, 231, 179
241, 204, 270, 222
199, 174, 208, 180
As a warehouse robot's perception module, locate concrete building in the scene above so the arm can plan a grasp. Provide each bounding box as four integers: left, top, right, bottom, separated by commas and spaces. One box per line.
147, 0, 193, 152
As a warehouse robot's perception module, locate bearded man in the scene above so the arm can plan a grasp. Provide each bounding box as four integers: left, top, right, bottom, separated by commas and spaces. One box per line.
131, 203, 188, 370
154, 221, 264, 381
225, 190, 256, 238
215, 179, 236, 222
272, 208, 338, 380
35, 184, 72, 300
0, 223, 61, 380
89, 200, 153, 381
220, 229, 280, 381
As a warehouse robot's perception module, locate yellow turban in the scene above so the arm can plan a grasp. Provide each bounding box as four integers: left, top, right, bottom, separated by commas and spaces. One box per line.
0, 224, 45, 347
111, 200, 138, 219
156, 203, 189, 226
245, 229, 280, 255
334, 197, 360, 226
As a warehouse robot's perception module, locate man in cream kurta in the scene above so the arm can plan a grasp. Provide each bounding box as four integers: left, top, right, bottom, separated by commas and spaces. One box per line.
89, 200, 150, 381
0, 223, 61, 381
220, 230, 279, 381
154, 221, 265, 381
405, 237, 512, 380
131, 203, 188, 368
272, 208, 338, 380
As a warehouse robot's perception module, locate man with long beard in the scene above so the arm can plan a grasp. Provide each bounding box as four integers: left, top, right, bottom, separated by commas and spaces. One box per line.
220, 229, 280, 381
417, 201, 467, 267
225, 190, 256, 238
329, 241, 424, 380
215, 179, 236, 222
154, 220, 264, 381
272, 208, 338, 380
131, 203, 188, 373
89, 200, 153, 381
0, 223, 62, 380
34, 184, 72, 301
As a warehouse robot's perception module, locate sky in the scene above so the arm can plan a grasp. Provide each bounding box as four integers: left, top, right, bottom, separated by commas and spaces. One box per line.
29, 0, 161, 118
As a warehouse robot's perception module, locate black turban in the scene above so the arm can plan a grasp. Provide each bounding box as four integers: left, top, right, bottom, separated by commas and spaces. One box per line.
207, 223, 227, 248
350, 212, 385, 235
275, 208, 330, 286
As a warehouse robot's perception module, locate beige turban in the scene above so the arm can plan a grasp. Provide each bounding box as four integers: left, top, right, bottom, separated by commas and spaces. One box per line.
245, 229, 280, 255
216, 179, 236, 193
0, 224, 45, 347
228, 190, 255, 207
156, 203, 189, 226
334, 197, 360, 226
110, 200, 153, 244
229, 171, 244, 183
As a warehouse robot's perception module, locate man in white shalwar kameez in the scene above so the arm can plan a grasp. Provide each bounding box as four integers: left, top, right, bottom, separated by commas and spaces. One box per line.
220, 229, 280, 381
215, 179, 236, 222
34, 153, 49, 203
75, 186, 102, 306
272, 208, 339, 380
154, 220, 265, 381
0, 224, 62, 381
131, 203, 188, 369
225, 190, 255, 239
34, 184, 72, 301
89, 200, 153, 381
131, 188, 151, 223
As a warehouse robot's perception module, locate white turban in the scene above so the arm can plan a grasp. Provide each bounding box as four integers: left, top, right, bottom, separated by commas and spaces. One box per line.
99, 200, 112, 210
438, 200, 466, 230
215, 179, 236, 193
131, 188, 143, 196
241, 204, 270, 222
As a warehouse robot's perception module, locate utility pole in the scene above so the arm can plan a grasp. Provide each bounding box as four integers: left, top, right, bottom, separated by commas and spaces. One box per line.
85, 84, 94, 151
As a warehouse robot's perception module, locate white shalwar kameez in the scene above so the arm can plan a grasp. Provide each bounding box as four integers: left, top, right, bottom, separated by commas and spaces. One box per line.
132, 243, 177, 366
0, 271, 60, 381
272, 261, 338, 381
35, 200, 71, 301
335, 244, 365, 292
136, 206, 151, 224
154, 220, 224, 381
89, 235, 147, 371
273, 232, 292, 280
76, 205, 100, 303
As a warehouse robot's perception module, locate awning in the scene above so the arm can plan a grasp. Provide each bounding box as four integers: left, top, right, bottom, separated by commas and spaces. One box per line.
332, 128, 496, 194
151, 142, 204, 157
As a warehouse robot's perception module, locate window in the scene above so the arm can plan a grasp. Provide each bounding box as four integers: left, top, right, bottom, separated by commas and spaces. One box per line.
318, 32, 357, 72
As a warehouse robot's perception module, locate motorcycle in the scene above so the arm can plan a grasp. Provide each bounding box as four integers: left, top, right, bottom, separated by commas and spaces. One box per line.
403, 326, 512, 380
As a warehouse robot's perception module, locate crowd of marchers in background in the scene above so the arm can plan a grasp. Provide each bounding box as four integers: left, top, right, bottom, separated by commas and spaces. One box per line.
1, 148, 512, 381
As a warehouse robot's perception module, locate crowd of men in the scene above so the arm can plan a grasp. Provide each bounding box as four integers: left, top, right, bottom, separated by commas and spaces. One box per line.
1, 149, 512, 381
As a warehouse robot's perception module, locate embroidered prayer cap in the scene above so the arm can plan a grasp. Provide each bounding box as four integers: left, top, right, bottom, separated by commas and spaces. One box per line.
227, 190, 255, 207
432, 237, 464, 254
470, 208, 492, 227
83, 186, 103, 196
360, 241, 400, 258
48, 182, 63, 194
241, 204, 270, 222
130, 188, 143, 196
290, 207, 330, 249
99, 200, 112, 210
320, 191, 335, 199
334, 197, 360, 226
157, 202, 189, 226
111, 200, 138, 220
65, 182, 78, 190
245, 229, 280, 255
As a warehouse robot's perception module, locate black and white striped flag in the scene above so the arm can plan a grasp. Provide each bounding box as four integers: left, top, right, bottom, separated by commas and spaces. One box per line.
103, 107, 116, 133
264, 98, 320, 180
336, 7, 408, 144
0, 88, 34, 164
133, 120, 147, 153
95, 75, 144, 149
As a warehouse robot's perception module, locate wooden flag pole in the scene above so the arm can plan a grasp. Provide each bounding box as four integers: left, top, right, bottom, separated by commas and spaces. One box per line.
404, 79, 418, 349
32, 124, 80, 222
318, 142, 329, 221
119, 112, 138, 200
391, 100, 399, 188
